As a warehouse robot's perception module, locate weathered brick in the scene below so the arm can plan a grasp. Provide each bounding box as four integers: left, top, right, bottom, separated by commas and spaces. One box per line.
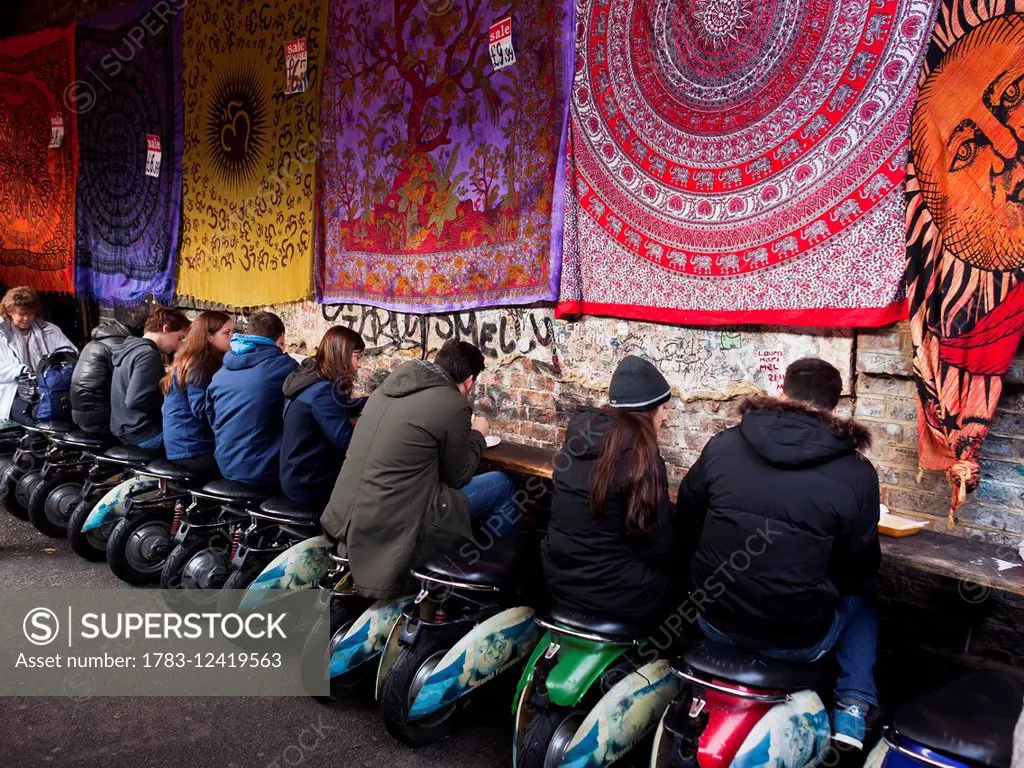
857, 351, 912, 377
990, 411, 1024, 438
979, 459, 1024, 489
981, 436, 1017, 460
885, 398, 918, 423
957, 502, 1024, 534
856, 375, 916, 398
885, 488, 951, 518
855, 396, 886, 419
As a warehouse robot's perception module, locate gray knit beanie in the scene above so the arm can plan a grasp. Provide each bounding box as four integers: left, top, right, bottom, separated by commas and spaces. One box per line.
608, 355, 671, 412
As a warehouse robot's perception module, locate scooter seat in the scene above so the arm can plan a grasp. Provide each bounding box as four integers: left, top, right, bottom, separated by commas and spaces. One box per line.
30, 420, 75, 436
421, 537, 520, 589
894, 670, 1023, 768
102, 445, 163, 464
51, 431, 111, 451
680, 639, 821, 691
138, 460, 205, 484
258, 496, 318, 522
547, 607, 647, 642
199, 479, 270, 504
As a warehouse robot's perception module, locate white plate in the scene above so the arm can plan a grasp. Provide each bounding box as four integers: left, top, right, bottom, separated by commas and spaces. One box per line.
485, 435, 501, 448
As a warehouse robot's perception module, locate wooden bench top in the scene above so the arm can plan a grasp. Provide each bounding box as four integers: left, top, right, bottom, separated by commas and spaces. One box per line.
484, 439, 1024, 598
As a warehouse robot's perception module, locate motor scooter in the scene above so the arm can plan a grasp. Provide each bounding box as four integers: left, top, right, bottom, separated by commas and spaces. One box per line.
513, 608, 680, 767
376, 538, 540, 747
0, 422, 57, 520
27, 426, 109, 537
864, 669, 1023, 768
649, 639, 831, 768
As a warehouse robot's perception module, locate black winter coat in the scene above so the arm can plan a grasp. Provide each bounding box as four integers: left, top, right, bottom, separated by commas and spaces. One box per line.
678, 396, 881, 649
70, 321, 132, 434
541, 409, 675, 623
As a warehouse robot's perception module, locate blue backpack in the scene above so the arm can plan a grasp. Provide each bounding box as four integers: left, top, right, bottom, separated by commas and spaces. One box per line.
18, 349, 79, 422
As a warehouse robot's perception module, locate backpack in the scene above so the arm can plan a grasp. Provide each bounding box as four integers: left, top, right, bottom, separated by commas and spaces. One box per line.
18, 348, 79, 422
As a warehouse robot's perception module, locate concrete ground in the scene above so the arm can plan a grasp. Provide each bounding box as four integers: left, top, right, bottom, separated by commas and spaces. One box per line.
0, 511, 509, 768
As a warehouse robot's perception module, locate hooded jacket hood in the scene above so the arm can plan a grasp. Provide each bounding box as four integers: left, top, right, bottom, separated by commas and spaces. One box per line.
737, 395, 871, 468
91, 320, 132, 343
111, 335, 158, 366
282, 360, 324, 398
381, 359, 456, 398
222, 342, 284, 371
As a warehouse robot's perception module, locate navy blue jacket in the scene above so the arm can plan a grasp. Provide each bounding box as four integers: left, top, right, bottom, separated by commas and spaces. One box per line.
279, 364, 367, 508
162, 374, 215, 461
207, 339, 298, 487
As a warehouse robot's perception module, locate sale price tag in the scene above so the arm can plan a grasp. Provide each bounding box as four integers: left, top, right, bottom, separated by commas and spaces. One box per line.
488, 18, 515, 71
284, 38, 308, 95
145, 134, 162, 178
49, 114, 64, 149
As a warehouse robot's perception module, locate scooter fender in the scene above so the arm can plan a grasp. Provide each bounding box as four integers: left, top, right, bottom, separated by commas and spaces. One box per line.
864, 740, 891, 768
330, 596, 412, 680
729, 691, 830, 768
81, 477, 158, 532
559, 659, 681, 768
237, 535, 334, 613
515, 631, 633, 712
407, 606, 541, 721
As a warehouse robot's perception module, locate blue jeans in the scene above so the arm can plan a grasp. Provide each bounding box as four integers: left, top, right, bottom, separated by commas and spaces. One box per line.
136, 432, 164, 451
460, 471, 519, 538
698, 595, 879, 707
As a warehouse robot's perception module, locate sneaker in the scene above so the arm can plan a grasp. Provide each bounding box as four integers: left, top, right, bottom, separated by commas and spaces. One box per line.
831, 700, 869, 749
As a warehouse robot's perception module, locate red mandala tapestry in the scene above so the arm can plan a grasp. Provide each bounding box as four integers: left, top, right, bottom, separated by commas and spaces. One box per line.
557, 0, 936, 326
0, 27, 77, 294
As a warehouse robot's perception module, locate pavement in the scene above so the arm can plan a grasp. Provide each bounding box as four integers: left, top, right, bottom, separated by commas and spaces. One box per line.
0, 511, 509, 768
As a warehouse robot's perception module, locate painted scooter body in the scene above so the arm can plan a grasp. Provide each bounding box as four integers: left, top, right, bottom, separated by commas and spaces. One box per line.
239, 534, 334, 612
81, 476, 160, 531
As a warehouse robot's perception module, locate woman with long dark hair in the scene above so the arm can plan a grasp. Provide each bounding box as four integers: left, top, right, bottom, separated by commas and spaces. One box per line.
279, 326, 368, 508
160, 311, 233, 476
541, 355, 676, 623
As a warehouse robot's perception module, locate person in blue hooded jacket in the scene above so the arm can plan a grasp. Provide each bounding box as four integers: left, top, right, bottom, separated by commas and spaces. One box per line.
160, 311, 234, 477
279, 326, 368, 508
206, 312, 298, 488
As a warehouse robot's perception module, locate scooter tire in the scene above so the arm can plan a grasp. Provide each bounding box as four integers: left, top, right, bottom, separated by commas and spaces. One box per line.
300, 598, 370, 703
27, 476, 73, 538
0, 457, 26, 520
160, 536, 211, 590
516, 708, 578, 768
379, 634, 458, 747
14, 470, 43, 517
107, 507, 173, 586
67, 489, 110, 561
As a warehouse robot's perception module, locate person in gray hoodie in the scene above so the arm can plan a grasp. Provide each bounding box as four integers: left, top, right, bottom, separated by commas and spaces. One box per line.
109, 307, 190, 449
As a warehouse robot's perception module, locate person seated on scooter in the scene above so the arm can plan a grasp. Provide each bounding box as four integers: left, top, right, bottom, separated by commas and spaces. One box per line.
321, 340, 519, 599
71, 318, 135, 435
109, 306, 190, 451
677, 357, 881, 749
206, 311, 298, 489
160, 311, 234, 478
542, 355, 676, 625
0, 286, 77, 425
279, 326, 368, 510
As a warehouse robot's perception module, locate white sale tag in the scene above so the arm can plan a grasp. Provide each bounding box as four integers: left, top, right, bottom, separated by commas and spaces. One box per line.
284, 38, 308, 94
488, 18, 515, 71
49, 114, 64, 149
145, 134, 162, 178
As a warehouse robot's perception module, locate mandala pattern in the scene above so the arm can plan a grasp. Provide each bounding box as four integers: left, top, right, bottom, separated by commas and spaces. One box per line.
178, 0, 326, 307
557, 0, 937, 325
0, 27, 77, 294
75, 0, 183, 305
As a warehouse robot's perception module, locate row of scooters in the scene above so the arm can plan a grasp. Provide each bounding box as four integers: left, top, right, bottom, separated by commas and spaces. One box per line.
4, 419, 1022, 767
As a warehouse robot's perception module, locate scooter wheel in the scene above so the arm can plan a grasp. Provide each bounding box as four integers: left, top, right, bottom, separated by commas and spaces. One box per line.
67, 490, 109, 562
27, 477, 74, 538
300, 598, 370, 703
516, 707, 584, 768
160, 532, 230, 590
15, 470, 44, 512
107, 507, 173, 586
0, 457, 26, 520
379, 634, 458, 747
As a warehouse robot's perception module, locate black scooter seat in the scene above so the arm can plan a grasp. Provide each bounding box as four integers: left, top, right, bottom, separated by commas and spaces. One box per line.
52, 431, 111, 451
421, 537, 520, 589
547, 607, 646, 642
680, 639, 821, 691
30, 420, 75, 436
259, 496, 318, 523
894, 670, 1023, 768
199, 479, 270, 504
139, 460, 205, 484
102, 445, 163, 464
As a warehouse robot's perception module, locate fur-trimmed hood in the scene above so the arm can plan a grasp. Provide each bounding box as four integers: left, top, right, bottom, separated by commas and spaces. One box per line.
736, 395, 871, 468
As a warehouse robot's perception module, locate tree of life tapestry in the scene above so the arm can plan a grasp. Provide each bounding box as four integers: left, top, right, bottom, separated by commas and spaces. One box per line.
908, 1, 1024, 524
0, 27, 77, 295
75, 1, 183, 306
178, 0, 327, 307
557, 0, 936, 326
315, 0, 573, 313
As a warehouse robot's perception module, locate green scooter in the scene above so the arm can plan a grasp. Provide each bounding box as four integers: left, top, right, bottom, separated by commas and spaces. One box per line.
512, 608, 680, 767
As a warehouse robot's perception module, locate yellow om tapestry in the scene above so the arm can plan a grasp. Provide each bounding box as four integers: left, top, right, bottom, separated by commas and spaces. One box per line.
177, 0, 326, 306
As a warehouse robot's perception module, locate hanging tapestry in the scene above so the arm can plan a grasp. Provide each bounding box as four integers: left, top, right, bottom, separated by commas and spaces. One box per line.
177, 0, 327, 307
74, 1, 183, 306
314, 0, 573, 313
0, 27, 77, 294
908, 2, 1024, 524
557, 0, 936, 326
